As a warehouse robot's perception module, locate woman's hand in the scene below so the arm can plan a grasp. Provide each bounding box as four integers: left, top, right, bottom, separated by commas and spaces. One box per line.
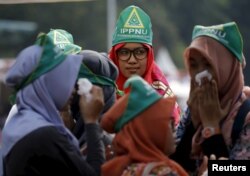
198, 80, 231, 127
79, 85, 104, 124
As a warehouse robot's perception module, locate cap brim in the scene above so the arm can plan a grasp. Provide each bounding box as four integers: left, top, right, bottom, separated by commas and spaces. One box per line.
63, 44, 82, 54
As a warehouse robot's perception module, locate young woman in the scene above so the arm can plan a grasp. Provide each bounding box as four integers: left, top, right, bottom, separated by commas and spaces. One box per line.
109, 5, 180, 125
101, 75, 188, 176
1, 34, 105, 176
171, 22, 250, 174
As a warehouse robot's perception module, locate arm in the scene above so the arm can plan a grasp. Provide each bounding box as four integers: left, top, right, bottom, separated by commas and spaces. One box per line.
79, 85, 106, 175
170, 109, 197, 172
85, 123, 105, 175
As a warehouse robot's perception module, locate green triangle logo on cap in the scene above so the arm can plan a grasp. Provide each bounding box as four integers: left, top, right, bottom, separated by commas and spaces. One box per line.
112, 5, 153, 46
192, 22, 244, 63
36, 29, 82, 55
124, 7, 144, 28
114, 75, 161, 132
53, 30, 72, 45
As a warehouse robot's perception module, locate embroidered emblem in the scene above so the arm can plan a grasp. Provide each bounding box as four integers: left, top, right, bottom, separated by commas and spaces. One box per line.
53, 30, 71, 45
124, 7, 144, 28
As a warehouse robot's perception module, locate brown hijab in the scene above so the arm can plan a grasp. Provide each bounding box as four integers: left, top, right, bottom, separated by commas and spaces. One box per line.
101, 94, 188, 176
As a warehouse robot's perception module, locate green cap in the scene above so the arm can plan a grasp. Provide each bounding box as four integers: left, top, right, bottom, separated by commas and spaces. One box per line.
37, 29, 82, 54
114, 75, 161, 132
112, 5, 153, 46
192, 22, 244, 62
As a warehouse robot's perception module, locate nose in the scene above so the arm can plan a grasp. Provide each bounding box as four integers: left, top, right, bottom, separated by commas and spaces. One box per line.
127, 53, 137, 63
196, 64, 207, 74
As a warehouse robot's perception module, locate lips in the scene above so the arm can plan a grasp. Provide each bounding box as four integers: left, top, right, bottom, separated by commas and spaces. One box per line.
126, 67, 139, 72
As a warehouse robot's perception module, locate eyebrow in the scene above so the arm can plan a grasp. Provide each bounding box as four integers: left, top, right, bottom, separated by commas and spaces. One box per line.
120, 47, 144, 50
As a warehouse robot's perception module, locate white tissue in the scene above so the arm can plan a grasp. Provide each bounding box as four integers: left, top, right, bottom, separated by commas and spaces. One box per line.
77, 78, 93, 102
195, 70, 212, 86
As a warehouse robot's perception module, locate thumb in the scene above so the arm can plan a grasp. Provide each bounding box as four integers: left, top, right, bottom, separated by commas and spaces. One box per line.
210, 154, 216, 160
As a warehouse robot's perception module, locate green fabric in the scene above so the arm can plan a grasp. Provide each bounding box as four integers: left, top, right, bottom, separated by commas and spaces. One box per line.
36, 29, 82, 54
112, 5, 153, 46
192, 22, 244, 62
78, 63, 124, 96
10, 34, 67, 104
114, 75, 161, 132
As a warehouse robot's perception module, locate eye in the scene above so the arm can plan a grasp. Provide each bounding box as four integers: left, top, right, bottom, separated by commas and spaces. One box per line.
117, 49, 130, 56
171, 119, 176, 132
134, 47, 147, 55
189, 57, 198, 68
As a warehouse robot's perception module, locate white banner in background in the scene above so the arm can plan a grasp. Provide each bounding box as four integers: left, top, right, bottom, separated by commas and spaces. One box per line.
0, 0, 93, 4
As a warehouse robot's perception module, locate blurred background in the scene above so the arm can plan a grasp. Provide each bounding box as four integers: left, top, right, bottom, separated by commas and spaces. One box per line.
0, 0, 249, 129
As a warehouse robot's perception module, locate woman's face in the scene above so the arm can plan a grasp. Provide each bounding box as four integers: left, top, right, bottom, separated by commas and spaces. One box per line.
164, 117, 176, 156
188, 50, 216, 85
61, 87, 77, 111
117, 43, 148, 78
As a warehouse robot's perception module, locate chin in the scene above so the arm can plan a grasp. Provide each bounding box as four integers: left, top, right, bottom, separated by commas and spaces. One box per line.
166, 146, 176, 156
129, 73, 141, 77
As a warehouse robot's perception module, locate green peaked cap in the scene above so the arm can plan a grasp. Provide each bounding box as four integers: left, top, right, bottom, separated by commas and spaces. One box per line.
114, 75, 161, 132
192, 22, 244, 62
112, 5, 153, 46
36, 29, 82, 54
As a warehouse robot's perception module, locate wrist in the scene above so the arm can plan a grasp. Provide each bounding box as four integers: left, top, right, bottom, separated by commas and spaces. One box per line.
84, 117, 99, 124
202, 121, 220, 128
202, 126, 221, 139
